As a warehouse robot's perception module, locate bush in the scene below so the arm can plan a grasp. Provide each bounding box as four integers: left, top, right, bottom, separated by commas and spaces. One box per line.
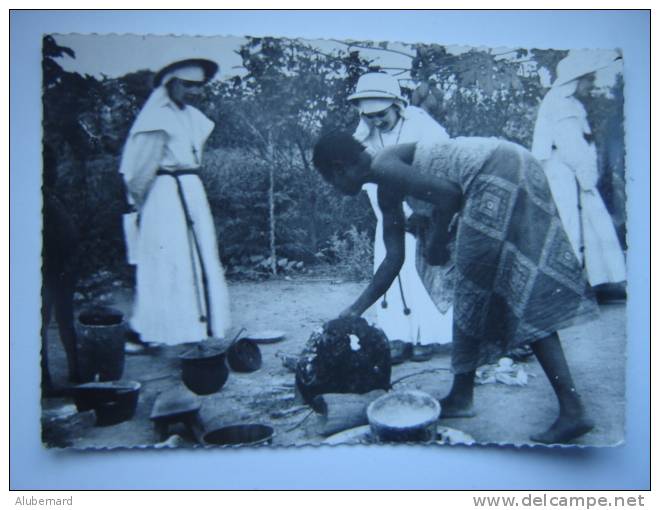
324, 226, 374, 281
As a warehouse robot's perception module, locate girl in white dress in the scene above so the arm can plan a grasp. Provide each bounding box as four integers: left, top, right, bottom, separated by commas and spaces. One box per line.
119, 59, 231, 346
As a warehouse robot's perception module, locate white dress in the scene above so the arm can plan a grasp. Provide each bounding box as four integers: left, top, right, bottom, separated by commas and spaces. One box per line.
532, 86, 626, 286
354, 106, 453, 344
119, 87, 231, 344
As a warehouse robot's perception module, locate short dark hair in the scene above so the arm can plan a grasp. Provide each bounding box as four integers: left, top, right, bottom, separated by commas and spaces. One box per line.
312, 131, 366, 182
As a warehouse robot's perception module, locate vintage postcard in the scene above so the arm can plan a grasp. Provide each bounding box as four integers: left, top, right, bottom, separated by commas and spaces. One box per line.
40, 32, 627, 449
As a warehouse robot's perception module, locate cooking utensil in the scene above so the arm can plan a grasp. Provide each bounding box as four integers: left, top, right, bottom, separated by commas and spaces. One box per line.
244, 330, 286, 344
150, 386, 204, 442
367, 390, 440, 443
203, 423, 274, 447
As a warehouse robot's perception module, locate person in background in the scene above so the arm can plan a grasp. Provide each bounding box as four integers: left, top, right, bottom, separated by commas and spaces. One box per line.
119, 58, 231, 350
313, 131, 599, 444
41, 144, 81, 392
532, 50, 626, 300
348, 72, 453, 354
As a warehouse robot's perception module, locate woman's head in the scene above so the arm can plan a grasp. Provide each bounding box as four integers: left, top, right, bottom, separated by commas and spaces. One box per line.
165, 77, 203, 108
359, 102, 402, 133
154, 58, 219, 108
313, 131, 371, 195
347, 72, 406, 133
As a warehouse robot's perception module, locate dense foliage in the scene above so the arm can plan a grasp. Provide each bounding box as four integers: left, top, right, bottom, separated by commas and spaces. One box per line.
42, 36, 626, 283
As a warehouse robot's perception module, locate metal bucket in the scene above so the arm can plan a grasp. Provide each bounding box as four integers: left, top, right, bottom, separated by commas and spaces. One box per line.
76, 307, 126, 382
367, 391, 440, 443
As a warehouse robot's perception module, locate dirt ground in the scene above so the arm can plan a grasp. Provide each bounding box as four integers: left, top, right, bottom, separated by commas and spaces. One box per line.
42, 276, 626, 449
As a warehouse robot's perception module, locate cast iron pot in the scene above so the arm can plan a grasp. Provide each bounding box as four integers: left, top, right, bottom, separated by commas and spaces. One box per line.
179, 342, 229, 395
73, 381, 141, 426
227, 339, 262, 373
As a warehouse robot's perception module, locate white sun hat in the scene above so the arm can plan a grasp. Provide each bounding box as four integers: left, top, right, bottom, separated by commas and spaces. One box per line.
553, 49, 621, 87
347, 72, 407, 114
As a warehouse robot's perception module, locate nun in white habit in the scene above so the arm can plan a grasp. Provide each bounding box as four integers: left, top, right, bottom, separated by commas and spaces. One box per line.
349, 72, 453, 348
120, 58, 231, 345
532, 50, 626, 287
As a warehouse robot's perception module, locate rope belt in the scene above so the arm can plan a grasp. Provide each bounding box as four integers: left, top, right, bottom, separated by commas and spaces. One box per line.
156, 169, 213, 337
156, 169, 200, 178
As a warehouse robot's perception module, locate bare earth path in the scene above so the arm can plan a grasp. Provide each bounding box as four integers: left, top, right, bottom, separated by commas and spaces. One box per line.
43, 277, 626, 449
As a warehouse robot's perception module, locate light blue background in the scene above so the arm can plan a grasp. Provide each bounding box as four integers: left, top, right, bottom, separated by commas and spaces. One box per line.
10, 10, 650, 489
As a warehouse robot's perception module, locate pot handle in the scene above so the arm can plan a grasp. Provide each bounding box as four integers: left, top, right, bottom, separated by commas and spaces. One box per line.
229, 327, 247, 346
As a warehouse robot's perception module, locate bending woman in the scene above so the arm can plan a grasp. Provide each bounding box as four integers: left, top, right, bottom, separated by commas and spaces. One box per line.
313, 131, 599, 444
119, 58, 231, 346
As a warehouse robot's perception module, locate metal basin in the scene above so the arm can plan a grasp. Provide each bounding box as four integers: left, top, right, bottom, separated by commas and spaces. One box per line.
203, 424, 274, 447
367, 391, 440, 443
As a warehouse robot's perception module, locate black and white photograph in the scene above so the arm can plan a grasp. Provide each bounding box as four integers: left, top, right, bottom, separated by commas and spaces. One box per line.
39, 31, 628, 450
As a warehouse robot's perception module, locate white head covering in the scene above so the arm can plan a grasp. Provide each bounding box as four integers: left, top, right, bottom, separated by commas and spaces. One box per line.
119, 84, 214, 180
158, 64, 206, 86
348, 72, 408, 114
532, 49, 620, 161
358, 98, 396, 114
553, 49, 621, 87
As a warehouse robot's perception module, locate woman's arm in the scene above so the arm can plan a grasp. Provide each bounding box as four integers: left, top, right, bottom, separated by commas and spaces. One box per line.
123, 131, 167, 209
553, 116, 599, 191
340, 186, 406, 317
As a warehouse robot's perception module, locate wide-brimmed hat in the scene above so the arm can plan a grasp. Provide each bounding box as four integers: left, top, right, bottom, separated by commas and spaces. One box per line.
347, 72, 407, 113
553, 49, 621, 87
153, 58, 219, 88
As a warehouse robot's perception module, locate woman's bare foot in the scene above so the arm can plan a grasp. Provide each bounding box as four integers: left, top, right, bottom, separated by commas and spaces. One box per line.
531, 414, 594, 444
440, 396, 476, 418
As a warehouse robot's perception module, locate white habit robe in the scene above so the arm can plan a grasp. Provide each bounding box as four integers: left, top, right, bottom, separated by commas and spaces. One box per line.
532, 84, 626, 286
119, 87, 231, 344
354, 106, 453, 345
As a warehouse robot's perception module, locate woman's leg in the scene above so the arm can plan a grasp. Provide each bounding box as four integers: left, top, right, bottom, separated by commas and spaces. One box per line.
440, 370, 477, 418
530, 332, 594, 443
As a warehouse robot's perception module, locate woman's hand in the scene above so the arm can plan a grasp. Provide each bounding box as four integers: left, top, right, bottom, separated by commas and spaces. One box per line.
424, 242, 451, 266
405, 213, 429, 238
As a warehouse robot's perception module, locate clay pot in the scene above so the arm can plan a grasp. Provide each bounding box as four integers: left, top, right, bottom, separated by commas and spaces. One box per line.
179, 343, 229, 395
227, 339, 262, 373
76, 306, 126, 382
295, 317, 391, 405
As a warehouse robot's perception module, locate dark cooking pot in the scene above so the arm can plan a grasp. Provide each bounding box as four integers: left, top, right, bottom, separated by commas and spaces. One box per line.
73, 381, 141, 426
179, 342, 229, 395
227, 339, 262, 373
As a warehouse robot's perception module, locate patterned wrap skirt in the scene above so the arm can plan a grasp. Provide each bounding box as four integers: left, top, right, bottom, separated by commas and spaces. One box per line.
450, 142, 599, 373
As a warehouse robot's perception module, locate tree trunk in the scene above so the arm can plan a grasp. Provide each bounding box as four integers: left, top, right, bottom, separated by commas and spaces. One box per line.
295, 140, 318, 253
267, 135, 277, 276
